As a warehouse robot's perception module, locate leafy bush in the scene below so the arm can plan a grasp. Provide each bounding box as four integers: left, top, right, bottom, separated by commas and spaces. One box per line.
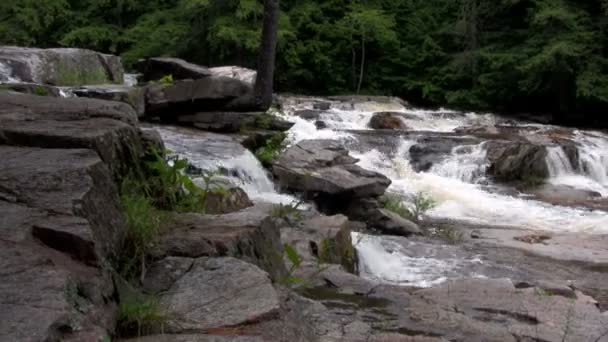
271, 200, 303, 223
381, 192, 436, 223
255, 132, 287, 166
158, 74, 174, 85
118, 293, 166, 337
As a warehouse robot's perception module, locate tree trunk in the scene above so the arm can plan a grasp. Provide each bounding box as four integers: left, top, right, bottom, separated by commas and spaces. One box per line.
254, 0, 280, 111
357, 34, 366, 95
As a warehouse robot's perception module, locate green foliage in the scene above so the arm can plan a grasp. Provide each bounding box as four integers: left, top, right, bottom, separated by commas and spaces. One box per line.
434, 227, 464, 244
282, 243, 305, 286
255, 132, 287, 166
158, 74, 174, 85
34, 86, 48, 96
381, 192, 436, 223
118, 293, 166, 337
271, 200, 303, 223
2, 0, 607, 121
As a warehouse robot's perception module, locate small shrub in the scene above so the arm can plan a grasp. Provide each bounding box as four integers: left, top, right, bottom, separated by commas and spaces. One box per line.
382, 192, 436, 223
34, 85, 48, 96
435, 227, 464, 244
254, 113, 273, 129
158, 74, 174, 85
118, 294, 166, 337
255, 132, 287, 166
271, 200, 303, 223
282, 243, 305, 286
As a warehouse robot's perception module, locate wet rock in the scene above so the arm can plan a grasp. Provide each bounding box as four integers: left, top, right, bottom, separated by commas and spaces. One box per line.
272, 140, 391, 204
281, 214, 356, 273
139, 128, 165, 152
196, 178, 254, 214
0, 46, 123, 85
369, 112, 408, 130
313, 101, 331, 110
72, 85, 146, 117
161, 257, 280, 333
177, 111, 293, 133
525, 184, 604, 209
315, 120, 328, 129
145, 76, 255, 116
135, 57, 212, 81
0, 93, 143, 179
209, 66, 257, 86
154, 205, 287, 281
369, 209, 422, 236
0, 146, 125, 263
294, 109, 324, 120
409, 135, 479, 172
0, 82, 61, 96
486, 141, 549, 182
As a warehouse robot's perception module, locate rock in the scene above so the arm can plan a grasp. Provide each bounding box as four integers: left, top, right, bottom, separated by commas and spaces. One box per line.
0, 242, 116, 342
209, 66, 257, 86
0, 93, 143, 179
486, 141, 549, 181
369, 112, 408, 130
272, 140, 391, 206
294, 109, 324, 120
161, 257, 280, 333
315, 120, 328, 129
0, 82, 61, 96
409, 135, 479, 172
177, 111, 293, 133
240, 130, 286, 152
143, 257, 195, 294
135, 57, 212, 81
139, 128, 165, 152
121, 335, 262, 342
0, 146, 125, 263
154, 205, 287, 281
369, 209, 422, 236
281, 214, 356, 273
72, 85, 146, 117
195, 178, 254, 214
525, 184, 604, 208
145, 76, 255, 116
0, 46, 123, 85
313, 101, 331, 110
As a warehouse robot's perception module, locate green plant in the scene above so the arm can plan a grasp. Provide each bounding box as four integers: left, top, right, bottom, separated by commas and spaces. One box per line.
381, 192, 436, 223
255, 132, 287, 166
254, 113, 273, 129
435, 227, 464, 244
158, 74, 174, 85
271, 200, 304, 223
34, 85, 48, 96
318, 238, 335, 264
118, 294, 166, 337
282, 243, 305, 286
522, 175, 545, 188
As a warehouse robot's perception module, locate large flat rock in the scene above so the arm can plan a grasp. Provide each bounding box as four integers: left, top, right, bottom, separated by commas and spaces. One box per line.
161, 257, 280, 333
273, 139, 391, 199
154, 204, 286, 281
0, 92, 143, 178
0, 46, 123, 85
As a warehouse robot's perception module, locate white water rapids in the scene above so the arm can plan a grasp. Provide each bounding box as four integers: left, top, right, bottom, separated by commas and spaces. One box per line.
156, 96, 608, 288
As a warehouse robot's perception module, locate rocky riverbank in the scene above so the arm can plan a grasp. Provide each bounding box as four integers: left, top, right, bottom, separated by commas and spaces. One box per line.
2, 47, 608, 342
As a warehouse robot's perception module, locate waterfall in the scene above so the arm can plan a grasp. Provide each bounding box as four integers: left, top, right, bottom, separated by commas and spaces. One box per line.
430, 144, 489, 183
545, 146, 575, 177
0, 62, 20, 83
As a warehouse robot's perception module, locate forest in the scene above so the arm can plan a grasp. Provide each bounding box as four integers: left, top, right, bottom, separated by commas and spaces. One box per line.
1, 0, 607, 125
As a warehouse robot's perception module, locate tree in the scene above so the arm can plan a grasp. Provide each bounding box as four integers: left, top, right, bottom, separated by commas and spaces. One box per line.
254, 0, 280, 110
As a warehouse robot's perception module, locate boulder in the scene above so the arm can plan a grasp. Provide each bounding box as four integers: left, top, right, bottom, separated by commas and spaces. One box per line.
0, 82, 61, 96
135, 57, 212, 82
0, 93, 143, 179
272, 140, 391, 204
209, 66, 257, 86
160, 257, 280, 333
0, 146, 125, 263
122, 335, 262, 342
145, 76, 255, 116
194, 177, 254, 214
369, 112, 408, 130
72, 85, 146, 117
369, 209, 422, 236
0, 46, 123, 85
154, 205, 286, 281
281, 214, 356, 273
294, 109, 324, 120
408, 135, 479, 172
486, 141, 549, 182
177, 111, 293, 133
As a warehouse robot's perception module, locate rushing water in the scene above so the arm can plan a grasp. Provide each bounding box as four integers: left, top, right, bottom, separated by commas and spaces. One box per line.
279, 96, 608, 287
